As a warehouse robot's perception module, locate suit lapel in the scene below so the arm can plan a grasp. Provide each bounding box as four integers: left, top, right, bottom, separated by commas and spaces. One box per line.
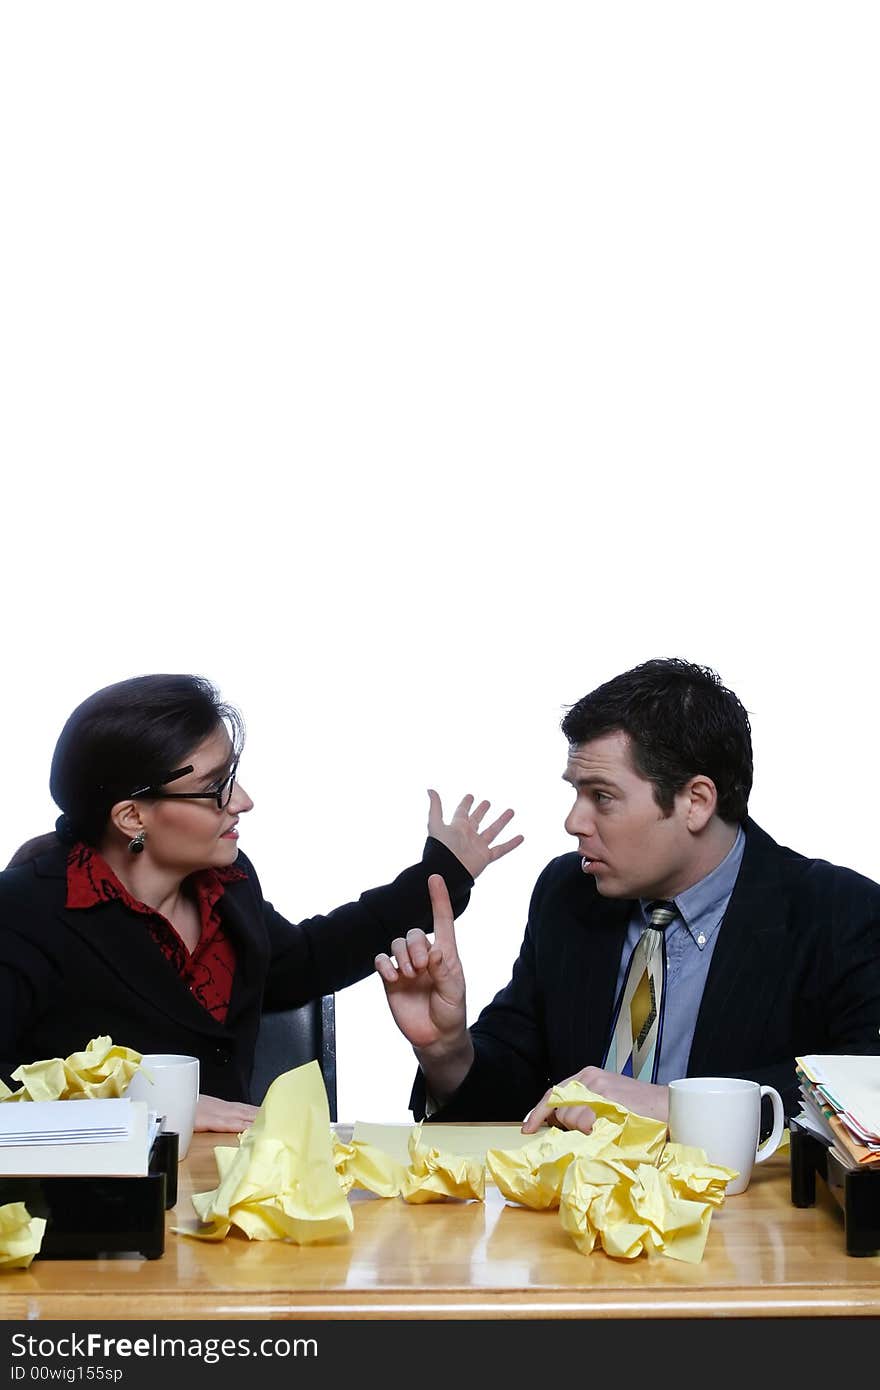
35, 850, 238, 1039
59, 898, 232, 1036
689, 819, 793, 1072
578, 889, 632, 1071
216, 877, 265, 1025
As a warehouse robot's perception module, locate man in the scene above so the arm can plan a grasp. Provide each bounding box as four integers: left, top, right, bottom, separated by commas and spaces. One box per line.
375, 658, 880, 1132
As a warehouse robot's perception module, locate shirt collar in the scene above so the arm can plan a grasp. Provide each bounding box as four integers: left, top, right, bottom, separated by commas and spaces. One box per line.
639, 824, 746, 948
66, 843, 246, 913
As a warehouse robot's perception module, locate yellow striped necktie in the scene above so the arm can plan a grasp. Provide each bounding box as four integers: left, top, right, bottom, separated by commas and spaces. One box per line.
604, 899, 676, 1083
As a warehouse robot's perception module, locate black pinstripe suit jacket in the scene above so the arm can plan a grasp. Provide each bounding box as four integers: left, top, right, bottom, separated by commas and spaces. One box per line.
413, 819, 880, 1121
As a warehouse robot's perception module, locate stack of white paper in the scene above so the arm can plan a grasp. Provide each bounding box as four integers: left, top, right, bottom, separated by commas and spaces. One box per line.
0, 1099, 157, 1176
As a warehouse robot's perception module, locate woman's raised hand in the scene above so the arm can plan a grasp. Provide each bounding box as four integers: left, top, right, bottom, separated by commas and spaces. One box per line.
426, 789, 523, 878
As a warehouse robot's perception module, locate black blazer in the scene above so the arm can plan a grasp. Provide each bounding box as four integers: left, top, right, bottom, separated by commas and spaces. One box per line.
0, 838, 473, 1100
413, 819, 880, 1121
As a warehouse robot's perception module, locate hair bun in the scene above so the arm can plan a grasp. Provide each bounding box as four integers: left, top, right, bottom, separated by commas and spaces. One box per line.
54, 814, 79, 846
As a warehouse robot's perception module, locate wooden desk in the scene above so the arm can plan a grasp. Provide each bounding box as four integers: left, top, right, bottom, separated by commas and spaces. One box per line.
1, 1131, 878, 1320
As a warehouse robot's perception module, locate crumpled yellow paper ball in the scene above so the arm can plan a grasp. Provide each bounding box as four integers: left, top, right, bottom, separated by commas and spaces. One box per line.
333, 1137, 407, 1198
559, 1155, 646, 1257
627, 1163, 715, 1262
486, 1120, 621, 1209
334, 1138, 357, 1194
400, 1124, 486, 1203
490, 1082, 740, 1262
0, 1202, 46, 1270
181, 1060, 352, 1244
0, 1036, 143, 1102
658, 1143, 738, 1206
559, 1145, 738, 1263
545, 1081, 668, 1163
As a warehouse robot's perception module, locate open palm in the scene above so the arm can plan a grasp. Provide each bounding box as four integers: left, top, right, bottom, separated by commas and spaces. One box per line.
427, 791, 523, 879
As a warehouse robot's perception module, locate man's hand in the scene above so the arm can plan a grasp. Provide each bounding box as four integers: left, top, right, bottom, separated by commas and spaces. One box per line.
195, 1094, 260, 1133
522, 1066, 670, 1135
427, 789, 523, 879
375, 874, 474, 1102
375, 874, 468, 1048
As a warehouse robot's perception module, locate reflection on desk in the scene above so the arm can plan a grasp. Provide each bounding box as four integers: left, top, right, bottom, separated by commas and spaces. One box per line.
0, 1128, 878, 1320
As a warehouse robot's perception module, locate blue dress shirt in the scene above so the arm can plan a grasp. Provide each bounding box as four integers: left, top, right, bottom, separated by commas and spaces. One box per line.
610, 826, 746, 1084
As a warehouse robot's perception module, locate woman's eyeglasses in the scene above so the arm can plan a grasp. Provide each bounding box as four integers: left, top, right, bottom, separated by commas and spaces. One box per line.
128, 762, 239, 811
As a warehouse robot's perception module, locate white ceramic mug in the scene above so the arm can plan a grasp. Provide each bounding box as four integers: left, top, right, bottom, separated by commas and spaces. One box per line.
667, 1076, 785, 1195
126, 1054, 200, 1160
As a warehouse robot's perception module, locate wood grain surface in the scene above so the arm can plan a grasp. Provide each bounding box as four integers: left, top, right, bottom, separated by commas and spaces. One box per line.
1, 1128, 877, 1320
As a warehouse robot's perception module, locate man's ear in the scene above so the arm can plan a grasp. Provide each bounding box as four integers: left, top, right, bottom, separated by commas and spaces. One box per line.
108, 799, 146, 841
683, 776, 718, 832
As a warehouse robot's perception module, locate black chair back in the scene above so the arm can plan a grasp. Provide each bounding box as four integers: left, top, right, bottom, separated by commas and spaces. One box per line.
250, 994, 337, 1120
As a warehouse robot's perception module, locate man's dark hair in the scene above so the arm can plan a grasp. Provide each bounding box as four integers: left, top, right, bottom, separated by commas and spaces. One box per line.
561, 658, 753, 824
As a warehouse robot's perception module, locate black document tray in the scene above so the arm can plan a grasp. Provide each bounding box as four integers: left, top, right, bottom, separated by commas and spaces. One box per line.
789, 1114, 880, 1257
0, 1130, 178, 1260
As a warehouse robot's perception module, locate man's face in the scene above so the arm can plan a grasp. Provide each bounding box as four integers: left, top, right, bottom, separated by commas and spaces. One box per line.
563, 730, 695, 900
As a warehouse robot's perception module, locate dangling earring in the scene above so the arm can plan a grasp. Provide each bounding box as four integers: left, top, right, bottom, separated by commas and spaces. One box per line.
128, 830, 146, 855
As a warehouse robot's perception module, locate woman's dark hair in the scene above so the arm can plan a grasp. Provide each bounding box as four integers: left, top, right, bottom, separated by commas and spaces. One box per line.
7, 674, 244, 866
560, 658, 753, 824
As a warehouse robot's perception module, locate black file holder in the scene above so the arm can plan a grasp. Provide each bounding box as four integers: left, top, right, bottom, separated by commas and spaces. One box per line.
789, 1114, 880, 1257
0, 1130, 178, 1260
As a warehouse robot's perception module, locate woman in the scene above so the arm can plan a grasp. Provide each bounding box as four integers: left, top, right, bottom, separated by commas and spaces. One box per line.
0, 675, 521, 1131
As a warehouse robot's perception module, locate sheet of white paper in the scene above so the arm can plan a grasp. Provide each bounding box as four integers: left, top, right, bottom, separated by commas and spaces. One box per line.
0, 1101, 151, 1177
0, 1098, 135, 1144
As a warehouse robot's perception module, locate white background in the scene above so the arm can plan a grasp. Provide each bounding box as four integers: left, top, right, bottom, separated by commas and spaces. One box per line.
1, 3, 877, 1123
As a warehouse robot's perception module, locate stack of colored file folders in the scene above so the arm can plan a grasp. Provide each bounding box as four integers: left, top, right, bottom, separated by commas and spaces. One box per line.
795, 1055, 880, 1169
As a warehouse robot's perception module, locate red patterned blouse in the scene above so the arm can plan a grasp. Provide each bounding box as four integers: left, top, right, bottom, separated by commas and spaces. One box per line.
66, 844, 246, 1023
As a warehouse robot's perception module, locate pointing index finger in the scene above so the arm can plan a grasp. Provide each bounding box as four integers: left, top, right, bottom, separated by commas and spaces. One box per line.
427, 873, 458, 958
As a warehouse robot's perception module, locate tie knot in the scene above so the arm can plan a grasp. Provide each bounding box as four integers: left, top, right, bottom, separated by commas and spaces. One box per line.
646, 900, 676, 930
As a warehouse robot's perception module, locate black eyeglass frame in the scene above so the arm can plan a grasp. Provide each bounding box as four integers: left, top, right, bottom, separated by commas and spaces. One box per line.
128, 761, 239, 811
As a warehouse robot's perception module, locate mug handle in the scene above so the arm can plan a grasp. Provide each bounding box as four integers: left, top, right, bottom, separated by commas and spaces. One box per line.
754, 1085, 785, 1164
